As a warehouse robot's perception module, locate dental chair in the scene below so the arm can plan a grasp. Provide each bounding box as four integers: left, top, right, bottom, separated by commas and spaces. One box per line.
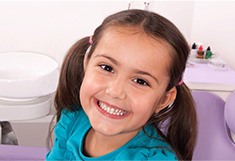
0, 121, 48, 160
192, 91, 235, 160
224, 91, 235, 148
0, 144, 48, 160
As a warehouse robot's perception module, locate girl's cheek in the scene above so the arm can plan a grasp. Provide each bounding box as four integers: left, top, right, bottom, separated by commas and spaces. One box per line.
82, 73, 105, 93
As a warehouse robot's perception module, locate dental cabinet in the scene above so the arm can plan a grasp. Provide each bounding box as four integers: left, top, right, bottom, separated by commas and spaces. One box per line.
184, 58, 235, 101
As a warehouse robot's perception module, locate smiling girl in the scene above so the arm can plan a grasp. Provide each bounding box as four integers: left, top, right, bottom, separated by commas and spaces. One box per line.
46, 9, 197, 161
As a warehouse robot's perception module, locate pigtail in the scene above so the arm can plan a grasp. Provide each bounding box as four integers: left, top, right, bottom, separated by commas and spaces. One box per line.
54, 37, 91, 121
151, 82, 197, 160
46, 37, 91, 148
166, 83, 197, 160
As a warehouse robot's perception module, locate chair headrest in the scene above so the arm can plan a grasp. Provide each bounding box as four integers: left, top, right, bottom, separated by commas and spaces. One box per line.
224, 91, 235, 146
224, 91, 235, 133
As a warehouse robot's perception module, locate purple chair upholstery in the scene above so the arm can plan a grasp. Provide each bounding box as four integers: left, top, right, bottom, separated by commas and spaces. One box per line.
224, 91, 235, 146
192, 91, 235, 160
0, 144, 48, 160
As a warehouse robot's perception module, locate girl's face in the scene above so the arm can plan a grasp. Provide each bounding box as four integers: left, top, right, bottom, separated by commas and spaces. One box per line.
80, 27, 176, 138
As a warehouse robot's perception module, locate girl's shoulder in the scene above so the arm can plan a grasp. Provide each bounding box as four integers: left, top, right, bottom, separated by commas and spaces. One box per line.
54, 108, 85, 140
118, 146, 178, 161
60, 108, 84, 123
123, 124, 178, 160
46, 109, 85, 160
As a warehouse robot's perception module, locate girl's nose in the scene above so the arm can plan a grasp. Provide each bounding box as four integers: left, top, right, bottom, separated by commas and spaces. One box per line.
105, 77, 127, 100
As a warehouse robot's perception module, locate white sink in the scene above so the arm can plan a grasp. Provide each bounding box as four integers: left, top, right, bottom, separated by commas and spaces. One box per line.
0, 94, 52, 121
0, 51, 59, 101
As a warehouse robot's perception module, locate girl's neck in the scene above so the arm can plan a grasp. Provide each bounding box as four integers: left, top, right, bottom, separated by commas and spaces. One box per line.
84, 128, 139, 157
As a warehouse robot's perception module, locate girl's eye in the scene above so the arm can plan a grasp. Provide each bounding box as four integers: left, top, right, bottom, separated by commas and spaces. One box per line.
100, 64, 114, 73
133, 78, 149, 86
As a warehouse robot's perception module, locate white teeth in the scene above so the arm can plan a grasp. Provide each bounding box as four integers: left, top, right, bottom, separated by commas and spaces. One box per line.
98, 101, 126, 116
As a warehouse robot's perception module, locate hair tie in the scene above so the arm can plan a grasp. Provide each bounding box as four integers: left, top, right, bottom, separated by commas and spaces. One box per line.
89, 36, 93, 45
177, 80, 183, 86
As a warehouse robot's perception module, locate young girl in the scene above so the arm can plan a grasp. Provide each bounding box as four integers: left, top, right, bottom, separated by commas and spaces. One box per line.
46, 9, 197, 160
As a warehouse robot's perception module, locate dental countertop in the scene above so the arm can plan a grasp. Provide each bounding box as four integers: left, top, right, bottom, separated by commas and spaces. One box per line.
184, 59, 235, 92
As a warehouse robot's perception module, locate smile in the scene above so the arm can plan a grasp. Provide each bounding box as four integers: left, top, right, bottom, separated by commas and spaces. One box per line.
98, 101, 127, 116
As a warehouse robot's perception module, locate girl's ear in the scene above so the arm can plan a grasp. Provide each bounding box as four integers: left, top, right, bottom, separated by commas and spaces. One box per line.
155, 87, 177, 113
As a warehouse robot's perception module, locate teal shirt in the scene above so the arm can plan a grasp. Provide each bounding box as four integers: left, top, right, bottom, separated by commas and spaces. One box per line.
46, 108, 178, 161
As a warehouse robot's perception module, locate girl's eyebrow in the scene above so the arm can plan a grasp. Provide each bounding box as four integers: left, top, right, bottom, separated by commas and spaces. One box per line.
94, 54, 159, 84
94, 54, 119, 66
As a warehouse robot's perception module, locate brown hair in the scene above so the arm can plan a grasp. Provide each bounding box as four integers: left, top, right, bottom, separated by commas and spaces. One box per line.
48, 9, 197, 160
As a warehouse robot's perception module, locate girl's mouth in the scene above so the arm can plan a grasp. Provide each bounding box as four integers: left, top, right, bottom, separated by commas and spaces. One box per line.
96, 100, 128, 117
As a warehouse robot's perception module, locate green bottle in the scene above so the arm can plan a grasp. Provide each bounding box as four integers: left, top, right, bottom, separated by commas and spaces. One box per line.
205, 46, 212, 59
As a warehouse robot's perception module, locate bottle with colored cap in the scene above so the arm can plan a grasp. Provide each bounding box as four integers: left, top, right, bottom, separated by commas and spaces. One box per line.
197, 45, 204, 59
190, 42, 197, 58
205, 46, 212, 59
